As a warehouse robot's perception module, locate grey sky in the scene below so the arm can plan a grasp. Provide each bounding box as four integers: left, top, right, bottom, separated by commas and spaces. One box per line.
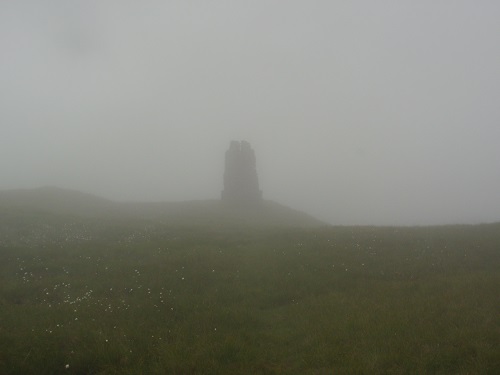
1, 1, 499, 225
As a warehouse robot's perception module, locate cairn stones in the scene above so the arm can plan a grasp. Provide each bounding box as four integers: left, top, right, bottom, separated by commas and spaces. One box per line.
221, 140, 262, 203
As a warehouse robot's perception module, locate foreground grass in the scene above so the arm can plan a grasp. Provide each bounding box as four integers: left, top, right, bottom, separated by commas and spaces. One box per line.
1, 220, 499, 374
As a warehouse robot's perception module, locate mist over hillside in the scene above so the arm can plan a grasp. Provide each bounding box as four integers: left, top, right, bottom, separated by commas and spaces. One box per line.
0, 186, 326, 229
2, 2, 500, 225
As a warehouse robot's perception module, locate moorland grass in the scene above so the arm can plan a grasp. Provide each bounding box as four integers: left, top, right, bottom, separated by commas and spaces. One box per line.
1, 219, 499, 374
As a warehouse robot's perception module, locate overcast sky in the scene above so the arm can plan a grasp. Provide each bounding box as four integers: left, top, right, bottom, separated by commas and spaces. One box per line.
1, 1, 499, 225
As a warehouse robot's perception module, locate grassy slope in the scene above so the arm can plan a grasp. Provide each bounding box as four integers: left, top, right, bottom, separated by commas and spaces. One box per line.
0, 187, 116, 217
0, 189, 499, 374
0, 187, 325, 228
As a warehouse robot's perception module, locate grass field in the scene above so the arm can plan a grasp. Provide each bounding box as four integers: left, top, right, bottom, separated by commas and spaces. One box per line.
1, 211, 499, 374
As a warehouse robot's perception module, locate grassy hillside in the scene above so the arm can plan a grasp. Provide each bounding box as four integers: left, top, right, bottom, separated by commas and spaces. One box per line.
0, 187, 325, 228
0, 187, 116, 217
1, 209, 499, 374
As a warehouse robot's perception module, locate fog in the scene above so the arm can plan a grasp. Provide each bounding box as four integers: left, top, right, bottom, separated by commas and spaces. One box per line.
1, 1, 499, 225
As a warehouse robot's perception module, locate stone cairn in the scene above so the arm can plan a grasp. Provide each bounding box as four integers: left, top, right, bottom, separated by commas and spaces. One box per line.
221, 140, 262, 203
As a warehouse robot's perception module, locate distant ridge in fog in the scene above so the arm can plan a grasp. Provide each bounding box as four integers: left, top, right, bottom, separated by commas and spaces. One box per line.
0, 187, 326, 228
0, 186, 115, 217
